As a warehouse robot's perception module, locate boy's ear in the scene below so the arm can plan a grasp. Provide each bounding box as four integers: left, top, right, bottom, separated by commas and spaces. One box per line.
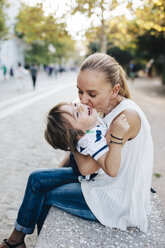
111, 84, 120, 98
77, 131, 86, 140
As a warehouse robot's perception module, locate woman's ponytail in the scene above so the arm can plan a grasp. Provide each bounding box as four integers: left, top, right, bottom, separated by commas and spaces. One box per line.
118, 65, 131, 99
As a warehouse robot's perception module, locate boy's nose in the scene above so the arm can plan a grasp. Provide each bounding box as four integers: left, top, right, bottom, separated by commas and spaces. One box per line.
77, 104, 85, 112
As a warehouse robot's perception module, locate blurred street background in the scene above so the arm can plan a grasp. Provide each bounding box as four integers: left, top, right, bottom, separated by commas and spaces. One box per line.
0, 71, 165, 248
0, 0, 165, 247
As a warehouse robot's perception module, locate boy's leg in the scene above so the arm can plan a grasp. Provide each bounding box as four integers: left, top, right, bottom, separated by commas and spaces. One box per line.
37, 182, 97, 234
0, 168, 79, 247
15, 167, 78, 234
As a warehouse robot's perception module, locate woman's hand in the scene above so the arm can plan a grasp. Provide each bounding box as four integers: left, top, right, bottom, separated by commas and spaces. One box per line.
106, 109, 141, 145
111, 114, 130, 139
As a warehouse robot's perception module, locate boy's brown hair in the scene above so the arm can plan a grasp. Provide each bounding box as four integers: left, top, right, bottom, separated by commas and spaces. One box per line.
45, 102, 84, 151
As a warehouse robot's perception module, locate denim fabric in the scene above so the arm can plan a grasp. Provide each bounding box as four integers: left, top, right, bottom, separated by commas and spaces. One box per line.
14, 167, 97, 235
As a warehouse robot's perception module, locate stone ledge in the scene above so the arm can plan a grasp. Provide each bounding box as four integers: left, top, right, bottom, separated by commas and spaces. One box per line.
35, 194, 165, 248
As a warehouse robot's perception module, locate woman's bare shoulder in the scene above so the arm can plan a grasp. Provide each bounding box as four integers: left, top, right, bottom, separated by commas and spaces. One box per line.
110, 109, 141, 141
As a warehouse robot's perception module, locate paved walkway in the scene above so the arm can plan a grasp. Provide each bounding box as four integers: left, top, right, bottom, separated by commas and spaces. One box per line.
36, 194, 165, 248
0, 71, 78, 247
0, 73, 164, 247
129, 77, 165, 207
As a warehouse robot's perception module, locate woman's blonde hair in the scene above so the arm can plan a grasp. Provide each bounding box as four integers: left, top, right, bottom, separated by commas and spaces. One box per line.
80, 53, 131, 98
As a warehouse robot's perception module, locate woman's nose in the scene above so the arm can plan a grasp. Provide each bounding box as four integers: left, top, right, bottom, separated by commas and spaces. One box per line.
80, 94, 89, 105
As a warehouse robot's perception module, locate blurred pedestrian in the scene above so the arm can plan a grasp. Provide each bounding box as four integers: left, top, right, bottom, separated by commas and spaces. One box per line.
54, 66, 58, 77
48, 65, 53, 76
2, 65, 7, 80
30, 64, 38, 90
129, 61, 135, 83
10, 67, 14, 78
15, 62, 29, 90
146, 59, 154, 78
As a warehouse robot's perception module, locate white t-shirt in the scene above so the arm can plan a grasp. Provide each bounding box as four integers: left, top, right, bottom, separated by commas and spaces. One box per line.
77, 117, 108, 181
77, 117, 109, 161
81, 99, 153, 232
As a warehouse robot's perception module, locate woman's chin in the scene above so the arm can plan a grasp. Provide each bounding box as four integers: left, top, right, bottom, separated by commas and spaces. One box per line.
96, 108, 101, 113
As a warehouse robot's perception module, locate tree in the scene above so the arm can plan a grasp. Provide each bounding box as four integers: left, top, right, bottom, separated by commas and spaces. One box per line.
15, 3, 64, 44
69, 0, 120, 53
134, 0, 165, 35
128, 0, 165, 83
135, 31, 165, 83
0, 0, 8, 39
25, 43, 50, 65
15, 3, 76, 64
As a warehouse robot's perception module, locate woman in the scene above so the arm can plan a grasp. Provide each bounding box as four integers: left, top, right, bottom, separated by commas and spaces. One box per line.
0, 53, 153, 248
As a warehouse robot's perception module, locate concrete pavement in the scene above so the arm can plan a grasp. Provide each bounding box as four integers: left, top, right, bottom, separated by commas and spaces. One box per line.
36, 194, 165, 248
0, 73, 165, 247
0, 71, 78, 247
129, 77, 165, 207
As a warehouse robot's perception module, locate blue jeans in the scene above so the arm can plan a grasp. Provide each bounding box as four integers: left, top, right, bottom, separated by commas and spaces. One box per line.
14, 167, 97, 235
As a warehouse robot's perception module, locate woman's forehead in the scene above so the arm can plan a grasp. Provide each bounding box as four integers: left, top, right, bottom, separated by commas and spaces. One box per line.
77, 70, 108, 90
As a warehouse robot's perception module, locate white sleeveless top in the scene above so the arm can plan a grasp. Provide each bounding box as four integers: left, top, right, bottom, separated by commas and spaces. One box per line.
81, 99, 153, 232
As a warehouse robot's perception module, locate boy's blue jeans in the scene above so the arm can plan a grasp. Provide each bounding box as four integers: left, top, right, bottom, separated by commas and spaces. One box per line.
14, 164, 97, 235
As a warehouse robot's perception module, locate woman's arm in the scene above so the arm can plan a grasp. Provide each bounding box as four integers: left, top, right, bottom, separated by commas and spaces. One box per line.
97, 110, 141, 177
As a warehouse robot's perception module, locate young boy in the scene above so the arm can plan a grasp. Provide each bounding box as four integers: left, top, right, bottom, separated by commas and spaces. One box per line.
45, 102, 129, 178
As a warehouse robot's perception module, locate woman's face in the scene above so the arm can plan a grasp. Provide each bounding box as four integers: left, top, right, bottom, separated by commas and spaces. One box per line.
77, 70, 113, 113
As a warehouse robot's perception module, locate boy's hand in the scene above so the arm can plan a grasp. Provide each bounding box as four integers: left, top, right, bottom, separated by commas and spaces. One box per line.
111, 114, 130, 138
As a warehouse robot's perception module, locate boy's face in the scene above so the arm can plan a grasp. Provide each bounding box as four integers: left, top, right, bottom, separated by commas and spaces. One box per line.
60, 103, 98, 131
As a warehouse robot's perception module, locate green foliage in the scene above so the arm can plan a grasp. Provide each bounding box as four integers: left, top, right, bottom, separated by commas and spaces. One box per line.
134, 0, 165, 34
15, 3, 65, 44
135, 32, 165, 61
107, 46, 133, 67
71, 0, 100, 17
70, 0, 119, 53
135, 31, 165, 81
15, 3, 76, 64
87, 41, 100, 55
154, 173, 162, 178
0, 0, 8, 39
25, 43, 50, 65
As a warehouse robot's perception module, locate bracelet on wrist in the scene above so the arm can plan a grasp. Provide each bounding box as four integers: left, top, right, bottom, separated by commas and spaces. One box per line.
109, 140, 123, 145
110, 133, 123, 141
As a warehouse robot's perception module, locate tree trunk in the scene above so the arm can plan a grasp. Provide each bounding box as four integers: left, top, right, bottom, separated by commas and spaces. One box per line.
100, 0, 107, 53
100, 30, 107, 53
